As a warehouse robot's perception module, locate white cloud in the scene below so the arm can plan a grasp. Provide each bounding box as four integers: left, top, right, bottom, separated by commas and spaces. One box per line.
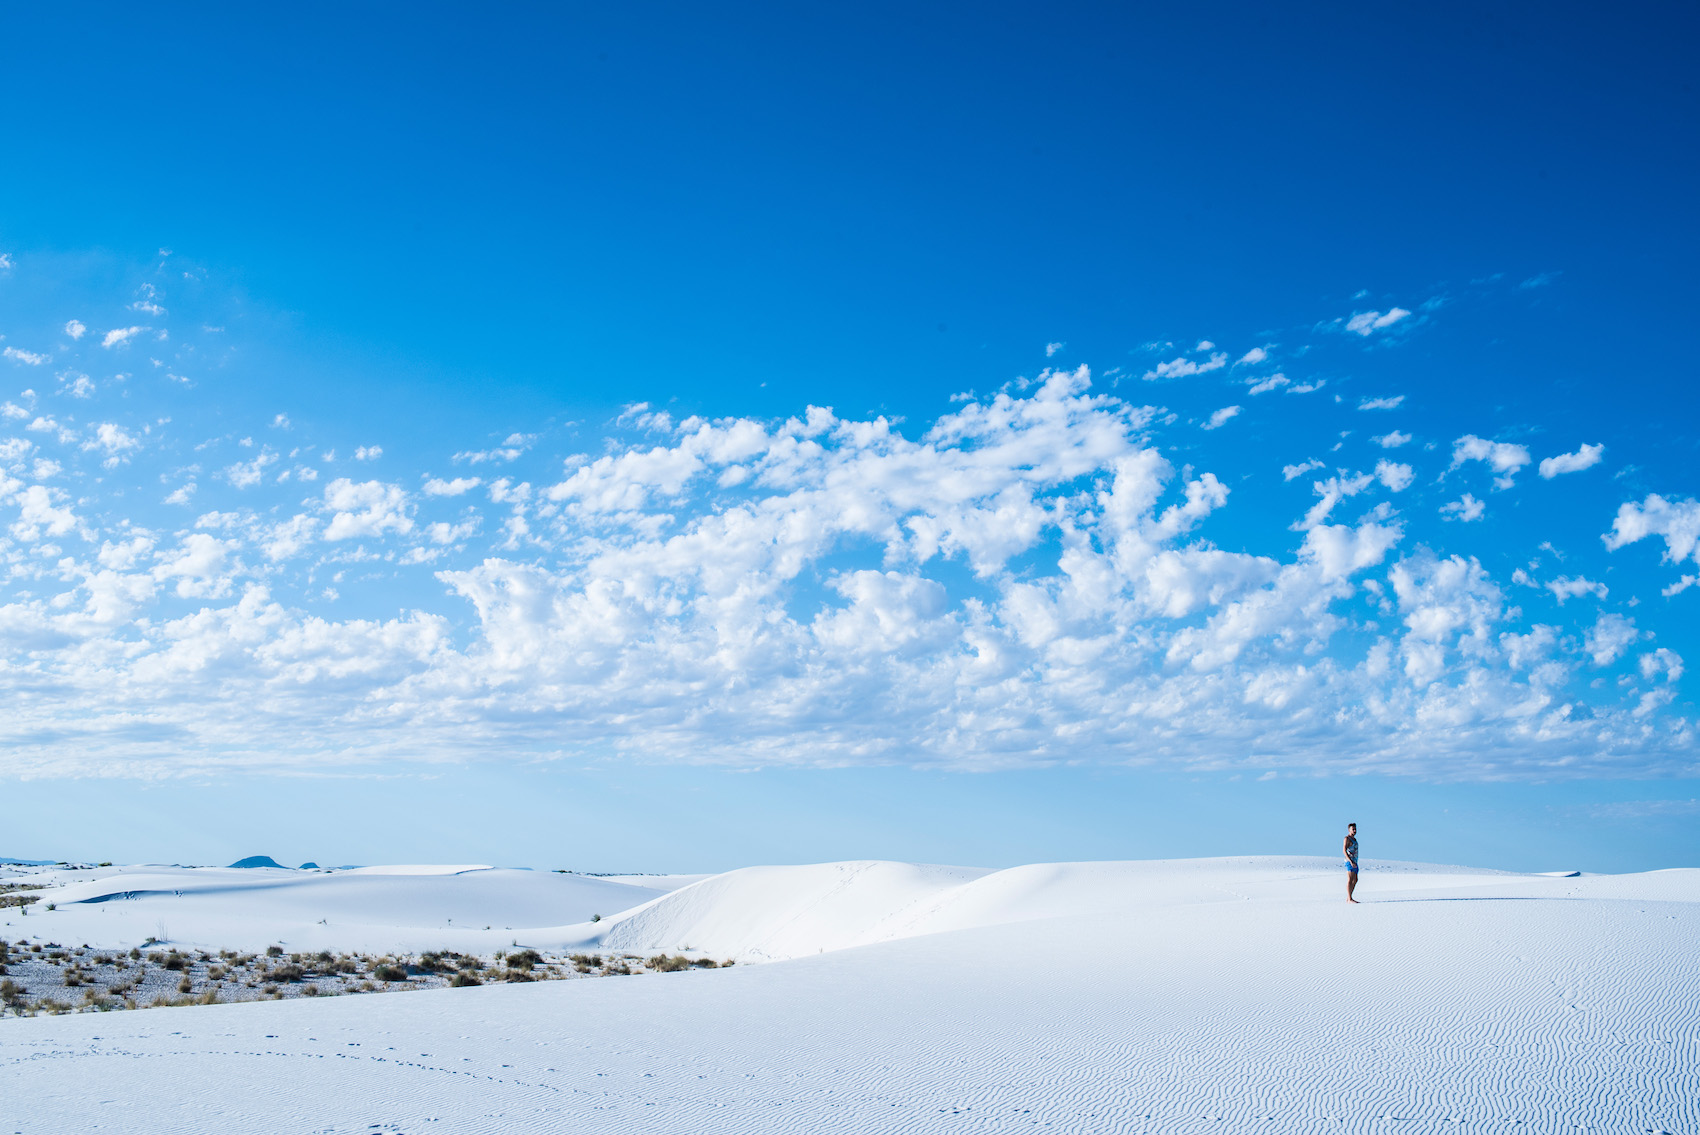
82, 422, 141, 468
1663, 575, 1697, 598
272, 413, 291, 429
1539, 443, 1604, 479
1548, 576, 1608, 605
66, 373, 94, 398
355, 445, 383, 461
1583, 612, 1636, 664
1373, 431, 1411, 448
0, 365, 1689, 782
1283, 459, 1323, 482
453, 433, 534, 463
1637, 647, 1683, 683
1374, 461, 1413, 492
1201, 405, 1241, 430
1142, 352, 1227, 380
1044, 342, 1064, 357
64, 319, 86, 340
8, 483, 79, 541
321, 479, 414, 540
1441, 494, 1485, 522
1450, 435, 1531, 489
1358, 396, 1405, 411
165, 482, 197, 505
423, 476, 482, 496
224, 450, 278, 488
1234, 346, 1268, 367
1602, 494, 1700, 565
101, 326, 147, 349
1344, 308, 1411, 336
1248, 373, 1289, 395
3, 346, 48, 366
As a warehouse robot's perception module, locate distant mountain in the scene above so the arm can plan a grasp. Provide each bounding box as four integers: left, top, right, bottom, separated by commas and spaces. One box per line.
228, 855, 286, 869
299, 862, 320, 869
0, 857, 58, 866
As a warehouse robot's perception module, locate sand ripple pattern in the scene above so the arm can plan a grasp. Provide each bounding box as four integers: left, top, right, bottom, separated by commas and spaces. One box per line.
2, 866, 1696, 1134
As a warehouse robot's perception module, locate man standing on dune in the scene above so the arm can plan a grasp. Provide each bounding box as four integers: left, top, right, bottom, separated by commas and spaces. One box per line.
1344, 822, 1360, 903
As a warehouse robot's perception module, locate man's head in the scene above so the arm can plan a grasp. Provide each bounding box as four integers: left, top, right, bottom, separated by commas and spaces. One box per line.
1347, 823, 1356, 833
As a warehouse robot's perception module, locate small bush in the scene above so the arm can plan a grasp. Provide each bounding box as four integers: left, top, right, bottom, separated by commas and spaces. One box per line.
450, 972, 481, 988
646, 954, 691, 972
505, 949, 541, 970
372, 964, 407, 983
302, 984, 320, 997
690, 957, 720, 968
129, 948, 141, 960
503, 969, 534, 983
265, 945, 283, 958
177, 977, 193, 994
162, 953, 187, 972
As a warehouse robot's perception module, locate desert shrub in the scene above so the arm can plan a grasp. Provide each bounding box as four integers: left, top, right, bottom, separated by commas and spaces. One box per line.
602, 961, 632, 975
63, 970, 83, 987
450, 972, 481, 988
690, 957, 720, 968
207, 965, 226, 980
646, 954, 691, 972
265, 945, 283, 958
44, 903, 55, 911
162, 953, 187, 972
177, 977, 192, 993
262, 983, 279, 996
128, 947, 141, 960
503, 969, 534, 983
0, 978, 21, 1005
302, 984, 320, 997
505, 950, 541, 970
314, 950, 334, 965
269, 964, 303, 982
372, 964, 407, 983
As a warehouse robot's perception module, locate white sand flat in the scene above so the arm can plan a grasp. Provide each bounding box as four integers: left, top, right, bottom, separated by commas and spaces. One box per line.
2, 856, 1695, 1134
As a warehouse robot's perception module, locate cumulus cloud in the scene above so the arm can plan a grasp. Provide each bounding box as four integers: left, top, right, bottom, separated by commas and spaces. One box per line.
423, 476, 482, 497
1450, 435, 1531, 489
1202, 405, 1242, 430
1358, 396, 1405, 411
1143, 352, 1227, 380
355, 445, 383, 461
1639, 648, 1683, 683
321, 479, 413, 540
1602, 495, 1700, 566
1583, 612, 1637, 664
1235, 347, 1269, 366
1374, 460, 1413, 492
1539, 443, 1604, 479
1045, 341, 1064, 357
0, 357, 1689, 781
224, 450, 278, 488
1548, 576, 1608, 605
453, 433, 534, 464
64, 319, 86, 340
1441, 494, 1485, 522
1343, 308, 1411, 336
101, 325, 147, 349
3, 346, 48, 365
1283, 459, 1324, 482
1248, 373, 1289, 395
1373, 431, 1411, 448
82, 423, 141, 468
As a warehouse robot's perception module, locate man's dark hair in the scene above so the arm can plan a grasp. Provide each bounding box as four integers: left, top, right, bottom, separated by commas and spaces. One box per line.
1347, 822, 1356, 828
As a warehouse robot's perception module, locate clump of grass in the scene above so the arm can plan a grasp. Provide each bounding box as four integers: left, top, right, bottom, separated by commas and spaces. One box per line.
265, 945, 283, 958
646, 954, 691, 972
372, 964, 407, 983
449, 972, 481, 988
177, 977, 193, 994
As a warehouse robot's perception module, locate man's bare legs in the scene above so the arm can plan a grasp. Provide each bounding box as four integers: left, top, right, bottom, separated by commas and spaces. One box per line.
1346, 869, 1359, 903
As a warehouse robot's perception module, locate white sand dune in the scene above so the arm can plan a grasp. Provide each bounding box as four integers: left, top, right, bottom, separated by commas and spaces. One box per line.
3, 856, 1696, 1134
5, 863, 675, 954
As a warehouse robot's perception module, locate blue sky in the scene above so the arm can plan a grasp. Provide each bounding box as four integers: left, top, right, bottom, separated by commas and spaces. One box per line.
1, 2, 1697, 873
